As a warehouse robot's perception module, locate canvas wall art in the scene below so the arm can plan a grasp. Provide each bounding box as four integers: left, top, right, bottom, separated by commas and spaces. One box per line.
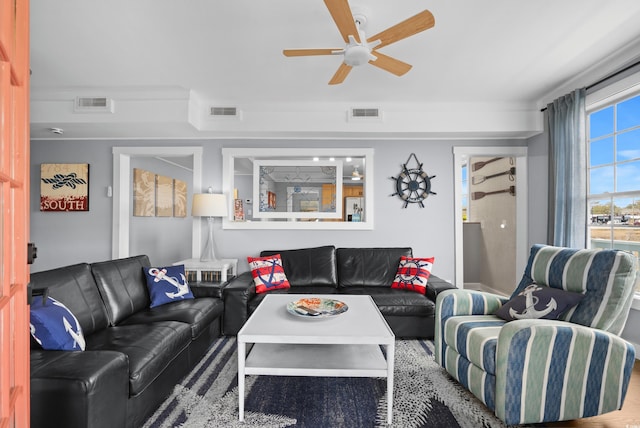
40, 163, 89, 212
173, 179, 187, 217
156, 175, 174, 217
133, 168, 155, 216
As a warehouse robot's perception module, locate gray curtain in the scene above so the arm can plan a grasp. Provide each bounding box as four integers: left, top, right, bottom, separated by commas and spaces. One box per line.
547, 88, 587, 248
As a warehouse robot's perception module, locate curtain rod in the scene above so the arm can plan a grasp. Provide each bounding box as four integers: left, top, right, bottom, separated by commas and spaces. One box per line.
540, 57, 640, 112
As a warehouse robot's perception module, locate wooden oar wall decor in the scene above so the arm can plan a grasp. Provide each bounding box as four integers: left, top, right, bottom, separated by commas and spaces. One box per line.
471, 185, 516, 200
472, 167, 516, 184
472, 157, 503, 172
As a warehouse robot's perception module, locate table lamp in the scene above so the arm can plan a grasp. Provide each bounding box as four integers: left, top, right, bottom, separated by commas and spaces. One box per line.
192, 188, 227, 262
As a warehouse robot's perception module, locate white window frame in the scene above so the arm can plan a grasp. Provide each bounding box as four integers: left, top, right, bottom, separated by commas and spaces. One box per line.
586, 72, 640, 309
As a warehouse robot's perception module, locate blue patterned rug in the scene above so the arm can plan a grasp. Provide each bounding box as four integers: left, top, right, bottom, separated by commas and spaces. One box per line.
143, 337, 513, 428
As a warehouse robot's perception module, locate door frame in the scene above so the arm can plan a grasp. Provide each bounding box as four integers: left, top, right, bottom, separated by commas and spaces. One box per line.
112, 146, 203, 259
453, 146, 528, 288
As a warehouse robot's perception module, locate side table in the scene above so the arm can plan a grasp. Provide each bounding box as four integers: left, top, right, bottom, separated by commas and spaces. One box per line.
173, 258, 238, 283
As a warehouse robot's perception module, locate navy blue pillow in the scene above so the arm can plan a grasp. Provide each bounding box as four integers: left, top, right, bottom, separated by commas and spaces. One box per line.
495, 284, 584, 321
143, 265, 194, 308
30, 296, 86, 351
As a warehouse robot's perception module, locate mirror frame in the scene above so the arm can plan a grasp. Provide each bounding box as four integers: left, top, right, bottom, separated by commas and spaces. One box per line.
222, 147, 374, 230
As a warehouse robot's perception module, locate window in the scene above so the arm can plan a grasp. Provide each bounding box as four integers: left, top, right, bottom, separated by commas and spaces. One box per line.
587, 92, 640, 293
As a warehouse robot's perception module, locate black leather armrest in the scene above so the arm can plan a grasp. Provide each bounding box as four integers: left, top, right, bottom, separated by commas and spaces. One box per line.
426, 274, 457, 302
221, 272, 255, 335
190, 278, 232, 299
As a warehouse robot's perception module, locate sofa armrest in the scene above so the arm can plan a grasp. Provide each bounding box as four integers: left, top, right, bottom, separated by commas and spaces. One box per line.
436, 289, 507, 318
31, 349, 129, 428
425, 274, 457, 302
190, 279, 231, 299
221, 272, 255, 335
494, 320, 636, 425
435, 289, 508, 364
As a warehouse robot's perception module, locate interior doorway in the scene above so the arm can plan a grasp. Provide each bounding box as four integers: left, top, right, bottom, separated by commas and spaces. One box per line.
453, 147, 528, 293
112, 147, 203, 260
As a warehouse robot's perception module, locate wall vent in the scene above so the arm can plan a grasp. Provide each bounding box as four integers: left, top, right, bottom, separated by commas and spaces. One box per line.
74, 97, 114, 113
348, 107, 382, 122
210, 107, 238, 116
352, 108, 379, 117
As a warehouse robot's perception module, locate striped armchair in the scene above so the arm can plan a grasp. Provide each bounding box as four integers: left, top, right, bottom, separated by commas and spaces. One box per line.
435, 244, 638, 425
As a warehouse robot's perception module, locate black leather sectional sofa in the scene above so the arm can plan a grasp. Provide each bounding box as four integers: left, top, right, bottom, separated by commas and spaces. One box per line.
223, 246, 456, 338
29, 255, 224, 428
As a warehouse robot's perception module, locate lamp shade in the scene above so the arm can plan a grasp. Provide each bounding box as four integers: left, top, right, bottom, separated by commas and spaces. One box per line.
192, 193, 227, 217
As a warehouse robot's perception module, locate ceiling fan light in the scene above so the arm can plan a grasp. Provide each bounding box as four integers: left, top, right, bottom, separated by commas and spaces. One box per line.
344, 45, 371, 66
352, 165, 362, 181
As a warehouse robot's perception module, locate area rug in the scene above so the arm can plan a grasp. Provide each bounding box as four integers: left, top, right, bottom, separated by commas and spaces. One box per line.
142, 337, 513, 428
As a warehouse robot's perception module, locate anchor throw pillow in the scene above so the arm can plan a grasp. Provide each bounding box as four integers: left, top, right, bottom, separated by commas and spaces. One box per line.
495, 283, 584, 321
247, 254, 291, 294
144, 265, 194, 308
30, 295, 86, 351
391, 256, 435, 294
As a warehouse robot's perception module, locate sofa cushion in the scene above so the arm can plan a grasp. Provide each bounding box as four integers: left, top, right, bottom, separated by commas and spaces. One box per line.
391, 256, 434, 294
86, 321, 191, 396
261, 245, 338, 287
30, 263, 110, 336
513, 244, 637, 334
337, 247, 412, 288
143, 264, 194, 308
119, 297, 224, 339
248, 254, 291, 293
91, 255, 151, 325
247, 286, 339, 313
495, 284, 584, 321
30, 295, 86, 351
343, 287, 436, 316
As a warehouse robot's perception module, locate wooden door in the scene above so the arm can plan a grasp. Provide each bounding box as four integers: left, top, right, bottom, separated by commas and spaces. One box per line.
0, 0, 31, 426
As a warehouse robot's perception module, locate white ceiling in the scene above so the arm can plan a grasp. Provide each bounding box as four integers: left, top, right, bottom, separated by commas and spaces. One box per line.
29, 0, 640, 140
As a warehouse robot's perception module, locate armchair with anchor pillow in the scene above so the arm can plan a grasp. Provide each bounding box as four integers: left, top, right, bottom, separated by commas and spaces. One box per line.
435, 244, 638, 425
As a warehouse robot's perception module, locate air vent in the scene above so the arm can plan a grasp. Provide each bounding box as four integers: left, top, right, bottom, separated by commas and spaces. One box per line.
74, 97, 114, 113
210, 107, 238, 116
348, 107, 382, 122
209, 106, 242, 121
352, 108, 379, 117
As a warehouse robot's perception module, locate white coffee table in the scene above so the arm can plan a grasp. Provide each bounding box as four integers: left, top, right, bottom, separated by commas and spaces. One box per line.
237, 294, 395, 425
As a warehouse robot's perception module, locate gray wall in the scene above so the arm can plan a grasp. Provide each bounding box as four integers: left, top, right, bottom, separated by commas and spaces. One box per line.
30, 138, 525, 283
29, 136, 640, 350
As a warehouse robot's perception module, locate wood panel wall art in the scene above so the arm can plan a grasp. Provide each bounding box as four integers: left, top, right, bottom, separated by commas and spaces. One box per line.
40, 163, 89, 212
133, 168, 188, 218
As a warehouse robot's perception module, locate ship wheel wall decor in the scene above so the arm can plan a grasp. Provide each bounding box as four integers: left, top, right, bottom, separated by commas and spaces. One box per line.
390, 153, 436, 208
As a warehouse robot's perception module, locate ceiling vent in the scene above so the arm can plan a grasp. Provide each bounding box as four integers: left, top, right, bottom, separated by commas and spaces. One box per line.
74, 97, 114, 113
348, 107, 382, 122
210, 106, 241, 120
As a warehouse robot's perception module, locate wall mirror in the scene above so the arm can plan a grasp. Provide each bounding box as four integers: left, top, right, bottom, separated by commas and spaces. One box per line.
222, 148, 373, 229
254, 160, 343, 219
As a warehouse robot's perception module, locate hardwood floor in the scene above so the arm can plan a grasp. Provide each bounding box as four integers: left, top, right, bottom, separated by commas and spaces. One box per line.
542, 359, 640, 427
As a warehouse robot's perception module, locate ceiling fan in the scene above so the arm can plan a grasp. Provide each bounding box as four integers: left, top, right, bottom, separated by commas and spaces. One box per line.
283, 0, 435, 85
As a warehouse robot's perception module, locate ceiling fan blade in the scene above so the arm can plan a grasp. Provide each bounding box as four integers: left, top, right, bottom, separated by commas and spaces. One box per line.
329, 63, 352, 85
369, 51, 412, 76
283, 49, 341, 57
367, 9, 435, 50
324, 0, 360, 43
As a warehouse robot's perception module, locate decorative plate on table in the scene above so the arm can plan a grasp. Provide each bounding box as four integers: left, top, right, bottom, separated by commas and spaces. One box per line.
286, 297, 348, 319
